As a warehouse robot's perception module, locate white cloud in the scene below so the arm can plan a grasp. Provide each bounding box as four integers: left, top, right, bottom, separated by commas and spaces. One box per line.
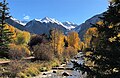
23, 15, 30, 20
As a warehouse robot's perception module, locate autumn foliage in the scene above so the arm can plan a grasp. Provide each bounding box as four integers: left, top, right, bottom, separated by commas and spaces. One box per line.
1, 24, 31, 59
9, 44, 30, 59
67, 31, 81, 50
50, 29, 65, 55
84, 27, 98, 48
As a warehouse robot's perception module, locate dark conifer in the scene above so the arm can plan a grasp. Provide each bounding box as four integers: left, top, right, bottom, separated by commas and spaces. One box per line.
73, 0, 120, 77
0, 0, 12, 57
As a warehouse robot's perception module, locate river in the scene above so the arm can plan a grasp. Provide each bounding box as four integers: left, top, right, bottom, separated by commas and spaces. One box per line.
33, 52, 87, 78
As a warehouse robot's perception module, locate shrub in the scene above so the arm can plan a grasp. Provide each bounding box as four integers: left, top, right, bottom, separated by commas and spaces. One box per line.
33, 43, 54, 61
39, 67, 48, 72
7, 60, 28, 78
8, 62, 40, 78
51, 59, 60, 67
9, 44, 30, 60
15, 31, 30, 45
63, 46, 78, 60
20, 63, 40, 77
18, 72, 28, 78
23, 66, 40, 77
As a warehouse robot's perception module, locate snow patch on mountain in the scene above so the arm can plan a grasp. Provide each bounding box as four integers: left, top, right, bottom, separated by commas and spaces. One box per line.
34, 17, 64, 26
62, 21, 78, 30
33, 17, 78, 30
10, 17, 27, 26
41, 17, 64, 25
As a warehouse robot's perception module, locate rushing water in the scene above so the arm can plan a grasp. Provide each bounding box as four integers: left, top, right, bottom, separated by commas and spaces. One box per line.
34, 52, 86, 78
34, 69, 87, 78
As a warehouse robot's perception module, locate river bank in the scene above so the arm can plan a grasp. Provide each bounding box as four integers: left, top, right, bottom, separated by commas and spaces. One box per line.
33, 52, 87, 78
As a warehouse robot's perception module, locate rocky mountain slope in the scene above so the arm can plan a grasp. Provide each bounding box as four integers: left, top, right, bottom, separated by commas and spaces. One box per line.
6, 14, 102, 39
6, 17, 78, 34
6, 17, 26, 30
77, 14, 102, 40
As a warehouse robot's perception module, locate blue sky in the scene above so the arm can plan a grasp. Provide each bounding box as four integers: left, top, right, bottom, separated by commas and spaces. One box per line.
7, 0, 108, 24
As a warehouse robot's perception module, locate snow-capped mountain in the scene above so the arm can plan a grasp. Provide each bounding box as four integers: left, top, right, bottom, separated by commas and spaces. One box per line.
21, 20, 28, 25
33, 17, 65, 27
29, 17, 78, 30
10, 17, 27, 26
6, 14, 102, 39
6, 17, 78, 34
25, 17, 76, 34
62, 21, 78, 30
6, 17, 26, 30
41, 17, 63, 25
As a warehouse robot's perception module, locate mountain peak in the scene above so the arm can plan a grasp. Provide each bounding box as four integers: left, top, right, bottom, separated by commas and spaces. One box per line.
9, 16, 78, 31
30, 17, 78, 30
33, 17, 53, 22
41, 17, 59, 24
41, 17, 51, 21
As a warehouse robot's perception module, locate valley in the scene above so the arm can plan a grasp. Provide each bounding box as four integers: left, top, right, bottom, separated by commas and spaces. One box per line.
1, 0, 120, 78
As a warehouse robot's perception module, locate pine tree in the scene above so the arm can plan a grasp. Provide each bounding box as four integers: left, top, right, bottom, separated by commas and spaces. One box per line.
73, 0, 120, 78
0, 0, 12, 57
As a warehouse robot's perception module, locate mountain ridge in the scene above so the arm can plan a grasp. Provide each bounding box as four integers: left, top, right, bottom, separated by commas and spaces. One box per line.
6, 14, 102, 39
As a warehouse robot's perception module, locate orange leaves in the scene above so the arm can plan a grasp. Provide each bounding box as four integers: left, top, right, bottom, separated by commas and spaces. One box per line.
57, 34, 65, 54
96, 21, 104, 26
5, 24, 31, 59
51, 29, 65, 54
67, 31, 80, 50
84, 27, 98, 48
4, 24, 31, 45
86, 27, 98, 36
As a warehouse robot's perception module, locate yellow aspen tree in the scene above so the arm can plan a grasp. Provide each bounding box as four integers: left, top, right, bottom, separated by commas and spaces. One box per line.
50, 28, 65, 55
84, 27, 98, 48
67, 31, 80, 50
